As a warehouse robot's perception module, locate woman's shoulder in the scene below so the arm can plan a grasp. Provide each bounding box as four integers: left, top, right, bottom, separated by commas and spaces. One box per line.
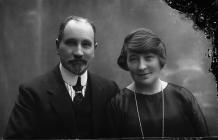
115, 88, 133, 98
166, 82, 196, 101
111, 85, 133, 103
167, 83, 192, 94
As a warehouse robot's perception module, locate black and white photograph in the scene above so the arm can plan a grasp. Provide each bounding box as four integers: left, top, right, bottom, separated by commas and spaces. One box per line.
0, 0, 218, 139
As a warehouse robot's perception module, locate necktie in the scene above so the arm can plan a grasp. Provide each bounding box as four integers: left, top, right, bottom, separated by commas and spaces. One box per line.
73, 76, 83, 103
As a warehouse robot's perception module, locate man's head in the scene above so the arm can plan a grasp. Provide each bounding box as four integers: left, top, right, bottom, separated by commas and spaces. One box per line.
56, 16, 98, 75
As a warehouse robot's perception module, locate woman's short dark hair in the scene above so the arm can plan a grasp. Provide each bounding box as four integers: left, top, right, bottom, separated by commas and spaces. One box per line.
117, 28, 166, 71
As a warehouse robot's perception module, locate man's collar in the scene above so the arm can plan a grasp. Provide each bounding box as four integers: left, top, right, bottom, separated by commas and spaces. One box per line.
59, 62, 87, 86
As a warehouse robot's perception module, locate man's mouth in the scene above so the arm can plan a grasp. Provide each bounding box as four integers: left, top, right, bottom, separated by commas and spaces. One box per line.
69, 59, 87, 65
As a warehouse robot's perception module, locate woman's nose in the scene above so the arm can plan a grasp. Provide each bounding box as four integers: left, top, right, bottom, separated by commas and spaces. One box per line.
138, 58, 147, 70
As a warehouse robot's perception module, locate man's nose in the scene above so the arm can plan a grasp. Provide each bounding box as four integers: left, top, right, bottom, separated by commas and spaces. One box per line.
73, 44, 84, 57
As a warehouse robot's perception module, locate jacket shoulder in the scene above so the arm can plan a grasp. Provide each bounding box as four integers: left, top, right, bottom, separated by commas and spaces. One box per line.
21, 69, 55, 89
89, 73, 118, 87
88, 73, 120, 96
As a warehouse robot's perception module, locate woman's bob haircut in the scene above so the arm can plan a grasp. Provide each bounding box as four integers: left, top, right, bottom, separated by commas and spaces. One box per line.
117, 28, 167, 71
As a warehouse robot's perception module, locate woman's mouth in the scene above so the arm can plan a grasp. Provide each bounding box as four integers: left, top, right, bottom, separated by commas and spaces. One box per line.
136, 72, 152, 78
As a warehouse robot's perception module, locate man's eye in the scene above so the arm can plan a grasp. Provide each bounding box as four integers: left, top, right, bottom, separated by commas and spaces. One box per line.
64, 40, 77, 46
82, 41, 92, 48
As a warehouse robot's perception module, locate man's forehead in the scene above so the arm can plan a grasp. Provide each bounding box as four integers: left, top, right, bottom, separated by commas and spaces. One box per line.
62, 20, 95, 41
65, 20, 94, 32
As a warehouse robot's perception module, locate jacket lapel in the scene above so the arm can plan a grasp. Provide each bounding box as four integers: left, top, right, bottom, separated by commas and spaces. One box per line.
47, 66, 77, 136
46, 68, 109, 137
88, 73, 106, 137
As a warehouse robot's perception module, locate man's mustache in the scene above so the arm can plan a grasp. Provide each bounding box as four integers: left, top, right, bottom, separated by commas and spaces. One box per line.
69, 59, 87, 64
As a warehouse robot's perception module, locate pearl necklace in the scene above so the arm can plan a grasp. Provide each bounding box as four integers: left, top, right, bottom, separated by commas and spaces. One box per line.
133, 84, 165, 138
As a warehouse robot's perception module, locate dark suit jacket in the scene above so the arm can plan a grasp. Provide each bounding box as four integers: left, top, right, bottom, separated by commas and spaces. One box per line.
4, 66, 119, 139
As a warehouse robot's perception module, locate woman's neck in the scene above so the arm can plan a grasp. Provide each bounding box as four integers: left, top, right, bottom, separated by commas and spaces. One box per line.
134, 79, 162, 95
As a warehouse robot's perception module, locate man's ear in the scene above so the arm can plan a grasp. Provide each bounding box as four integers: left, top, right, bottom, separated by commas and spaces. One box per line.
56, 39, 60, 55
94, 42, 98, 48
56, 38, 60, 49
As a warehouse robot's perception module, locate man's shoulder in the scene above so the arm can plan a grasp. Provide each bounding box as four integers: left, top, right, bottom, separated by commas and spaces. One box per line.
88, 72, 115, 85
88, 72, 119, 98
21, 67, 58, 89
88, 72, 119, 91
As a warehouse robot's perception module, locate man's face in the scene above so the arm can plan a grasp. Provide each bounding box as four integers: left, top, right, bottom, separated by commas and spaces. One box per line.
57, 20, 95, 75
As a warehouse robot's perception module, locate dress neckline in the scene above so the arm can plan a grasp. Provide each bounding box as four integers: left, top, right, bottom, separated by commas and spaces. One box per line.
124, 82, 169, 97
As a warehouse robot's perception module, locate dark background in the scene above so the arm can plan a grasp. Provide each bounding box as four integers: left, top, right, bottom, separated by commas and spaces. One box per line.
1, 0, 217, 137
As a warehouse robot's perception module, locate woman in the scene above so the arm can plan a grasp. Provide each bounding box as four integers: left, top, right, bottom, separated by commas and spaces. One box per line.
108, 28, 209, 138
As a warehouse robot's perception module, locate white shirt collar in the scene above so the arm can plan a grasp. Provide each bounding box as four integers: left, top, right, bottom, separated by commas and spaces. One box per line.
126, 80, 168, 93
59, 62, 87, 86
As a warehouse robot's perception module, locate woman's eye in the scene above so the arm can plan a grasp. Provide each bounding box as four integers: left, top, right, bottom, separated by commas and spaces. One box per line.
129, 57, 137, 61
146, 56, 152, 60
145, 55, 155, 61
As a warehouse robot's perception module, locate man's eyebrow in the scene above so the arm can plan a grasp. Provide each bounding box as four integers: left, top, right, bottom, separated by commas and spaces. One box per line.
65, 38, 77, 41
64, 38, 77, 42
82, 39, 92, 42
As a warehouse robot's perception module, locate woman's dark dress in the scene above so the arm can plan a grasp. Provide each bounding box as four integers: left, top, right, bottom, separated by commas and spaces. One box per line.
108, 83, 208, 138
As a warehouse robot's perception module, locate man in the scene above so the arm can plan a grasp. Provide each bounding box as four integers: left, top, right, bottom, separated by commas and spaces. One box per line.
4, 15, 119, 139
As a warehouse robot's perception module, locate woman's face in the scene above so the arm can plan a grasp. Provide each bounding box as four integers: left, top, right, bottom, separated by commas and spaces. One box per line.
127, 50, 162, 86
